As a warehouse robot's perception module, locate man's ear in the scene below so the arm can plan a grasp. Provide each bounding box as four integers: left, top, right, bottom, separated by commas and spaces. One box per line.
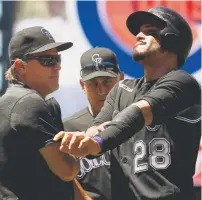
80, 80, 86, 94
13, 59, 26, 74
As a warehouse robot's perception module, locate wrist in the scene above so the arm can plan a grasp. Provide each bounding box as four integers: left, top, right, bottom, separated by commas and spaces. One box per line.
92, 136, 103, 154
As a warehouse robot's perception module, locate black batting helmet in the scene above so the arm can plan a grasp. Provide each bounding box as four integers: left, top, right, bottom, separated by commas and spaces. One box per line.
126, 6, 193, 67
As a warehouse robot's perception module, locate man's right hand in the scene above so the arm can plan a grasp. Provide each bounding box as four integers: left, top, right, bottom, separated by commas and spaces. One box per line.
53, 131, 101, 157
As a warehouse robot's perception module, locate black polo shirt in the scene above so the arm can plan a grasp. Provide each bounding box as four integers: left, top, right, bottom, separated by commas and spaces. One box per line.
0, 82, 73, 200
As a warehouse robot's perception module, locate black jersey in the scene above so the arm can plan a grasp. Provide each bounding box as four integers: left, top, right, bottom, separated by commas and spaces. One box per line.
93, 70, 201, 200
0, 83, 74, 200
64, 108, 111, 200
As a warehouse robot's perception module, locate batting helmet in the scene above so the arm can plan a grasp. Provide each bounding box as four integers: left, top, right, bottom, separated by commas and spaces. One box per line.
126, 6, 193, 67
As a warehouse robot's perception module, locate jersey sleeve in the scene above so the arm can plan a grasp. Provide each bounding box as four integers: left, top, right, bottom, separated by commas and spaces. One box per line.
97, 71, 201, 152
93, 82, 119, 125
10, 93, 60, 151
140, 70, 201, 124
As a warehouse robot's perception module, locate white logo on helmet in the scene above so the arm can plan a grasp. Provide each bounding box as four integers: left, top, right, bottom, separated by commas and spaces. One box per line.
92, 54, 103, 67
41, 28, 54, 40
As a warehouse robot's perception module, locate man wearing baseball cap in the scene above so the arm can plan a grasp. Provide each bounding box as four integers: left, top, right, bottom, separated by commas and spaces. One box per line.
63, 47, 124, 200
0, 26, 80, 200
54, 6, 201, 200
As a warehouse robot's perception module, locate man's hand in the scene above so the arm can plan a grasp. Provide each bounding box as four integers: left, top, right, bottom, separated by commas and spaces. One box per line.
97, 121, 111, 132
85, 121, 111, 137
53, 131, 101, 157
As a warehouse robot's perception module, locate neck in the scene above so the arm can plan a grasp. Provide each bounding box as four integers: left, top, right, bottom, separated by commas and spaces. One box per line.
29, 84, 47, 98
88, 105, 99, 117
140, 54, 177, 82
16, 76, 49, 99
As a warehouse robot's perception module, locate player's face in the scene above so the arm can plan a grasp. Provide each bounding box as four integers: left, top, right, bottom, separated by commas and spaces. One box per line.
23, 49, 61, 97
132, 24, 161, 61
81, 76, 120, 116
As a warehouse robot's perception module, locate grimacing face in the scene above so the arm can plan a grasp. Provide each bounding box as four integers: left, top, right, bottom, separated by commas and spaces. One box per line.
22, 49, 61, 97
132, 24, 162, 61
81, 76, 121, 116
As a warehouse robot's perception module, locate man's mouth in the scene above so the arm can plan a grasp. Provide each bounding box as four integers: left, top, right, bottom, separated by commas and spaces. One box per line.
135, 41, 146, 47
50, 76, 59, 79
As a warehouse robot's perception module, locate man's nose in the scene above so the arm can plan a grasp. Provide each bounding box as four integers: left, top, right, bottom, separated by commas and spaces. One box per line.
97, 85, 107, 96
52, 64, 61, 71
136, 32, 145, 41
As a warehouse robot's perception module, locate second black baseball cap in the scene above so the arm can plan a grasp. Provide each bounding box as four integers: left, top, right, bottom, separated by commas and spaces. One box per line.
80, 47, 120, 81
9, 26, 73, 61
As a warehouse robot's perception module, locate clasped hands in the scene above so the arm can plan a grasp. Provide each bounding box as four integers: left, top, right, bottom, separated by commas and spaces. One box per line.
53, 122, 110, 157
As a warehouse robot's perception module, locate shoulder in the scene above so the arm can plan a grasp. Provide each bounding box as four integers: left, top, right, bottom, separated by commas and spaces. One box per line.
14, 92, 47, 112
105, 79, 142, 102
159, 70, 200, 86
10, 92, 56, 132
63, 108, 92, 131
118, 79, 141, 91
64, 108, 89, 122
119, 78, 141, 86
11, 92, 49, 124
3, 85, 37, 102
154, 70, 201, 95
3, 85, 47, 114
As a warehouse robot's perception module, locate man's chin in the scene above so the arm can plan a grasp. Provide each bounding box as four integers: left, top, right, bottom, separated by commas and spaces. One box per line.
133, 54, 145, 62
49, 84, 59, 94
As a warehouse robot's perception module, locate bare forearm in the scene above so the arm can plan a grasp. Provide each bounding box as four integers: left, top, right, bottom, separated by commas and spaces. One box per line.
63, 153, 80, 181
85, 121, 111, 137
40, 142, 80, 182
85, 126, 99, 137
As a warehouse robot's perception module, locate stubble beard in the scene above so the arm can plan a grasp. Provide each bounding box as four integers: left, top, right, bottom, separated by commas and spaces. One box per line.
132, 46, 162, 62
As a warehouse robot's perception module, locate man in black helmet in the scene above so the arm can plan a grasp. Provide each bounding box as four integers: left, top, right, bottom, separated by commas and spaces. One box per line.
54, 6, 201, 200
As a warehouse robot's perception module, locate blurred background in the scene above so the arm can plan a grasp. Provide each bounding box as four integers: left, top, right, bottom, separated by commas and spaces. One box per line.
0, 1, 201, 198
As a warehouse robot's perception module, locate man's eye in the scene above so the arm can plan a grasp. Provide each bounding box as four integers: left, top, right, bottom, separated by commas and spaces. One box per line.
147, 31, 159, 36
90, 82, 97, 87
106, 80, 112, 84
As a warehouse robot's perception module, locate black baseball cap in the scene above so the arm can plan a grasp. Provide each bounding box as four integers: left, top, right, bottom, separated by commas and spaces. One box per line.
9, 26, 73, 61
80, 47, 120, 81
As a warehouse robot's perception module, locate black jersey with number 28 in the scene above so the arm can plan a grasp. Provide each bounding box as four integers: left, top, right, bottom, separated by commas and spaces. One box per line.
94, 70, 201, 200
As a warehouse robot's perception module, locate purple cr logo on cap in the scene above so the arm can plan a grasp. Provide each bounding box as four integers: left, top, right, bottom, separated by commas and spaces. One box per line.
41, 28, 54, 40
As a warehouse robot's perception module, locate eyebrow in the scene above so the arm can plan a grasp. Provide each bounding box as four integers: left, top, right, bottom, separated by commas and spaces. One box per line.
90, 77, 113, 82
144, 24, 154, 28
142, 24, 163, 31
140, 26, 160, 33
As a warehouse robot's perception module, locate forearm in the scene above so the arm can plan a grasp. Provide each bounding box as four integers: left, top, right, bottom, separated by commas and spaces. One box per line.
97, 104, 145, 152
40, 142, 80, 182
63, 153, 80, 180
85, 126, 99, 137
85, 121, 111, 137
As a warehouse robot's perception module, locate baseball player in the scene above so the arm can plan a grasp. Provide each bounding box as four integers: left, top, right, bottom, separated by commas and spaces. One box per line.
54, 6, 201, 200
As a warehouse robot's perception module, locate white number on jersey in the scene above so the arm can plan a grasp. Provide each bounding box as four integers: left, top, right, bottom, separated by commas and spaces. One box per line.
133, 138, 171, 173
